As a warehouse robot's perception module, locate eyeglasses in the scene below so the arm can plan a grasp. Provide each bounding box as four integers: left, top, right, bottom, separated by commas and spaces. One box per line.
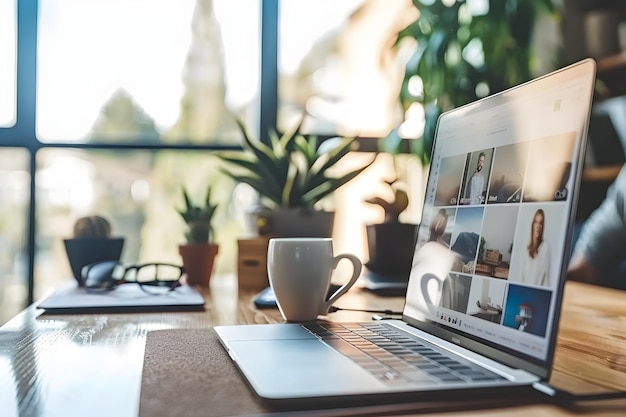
80, 261, 184, 294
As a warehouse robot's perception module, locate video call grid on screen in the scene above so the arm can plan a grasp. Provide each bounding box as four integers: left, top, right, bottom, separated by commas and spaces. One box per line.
413, 132, 577, 359
406, 71, 593, 361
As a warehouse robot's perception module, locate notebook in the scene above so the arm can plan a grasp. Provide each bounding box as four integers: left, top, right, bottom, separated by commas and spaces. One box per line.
215, 59, 597, 405
38, 280, 205, 313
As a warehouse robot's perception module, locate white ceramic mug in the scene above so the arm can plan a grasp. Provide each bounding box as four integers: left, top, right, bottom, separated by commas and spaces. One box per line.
267, 238, 362, 322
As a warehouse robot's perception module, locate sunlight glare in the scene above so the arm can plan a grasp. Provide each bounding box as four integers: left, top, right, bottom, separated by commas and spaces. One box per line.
37, 0, 258, 141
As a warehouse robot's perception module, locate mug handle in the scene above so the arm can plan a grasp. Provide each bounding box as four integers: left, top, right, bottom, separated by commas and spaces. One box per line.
420, 273, 443, 306
321, 253, 362, 314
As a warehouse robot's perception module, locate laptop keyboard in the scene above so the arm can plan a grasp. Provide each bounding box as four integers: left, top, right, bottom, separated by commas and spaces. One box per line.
303, 322, 506, 385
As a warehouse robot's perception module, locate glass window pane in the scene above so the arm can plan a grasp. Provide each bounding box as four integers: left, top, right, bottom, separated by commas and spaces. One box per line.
0, 0, 17, 128
37, 0, 260, 144
0, 148, 29, 326
34, 149, 252, 298
278, 0, 419, 137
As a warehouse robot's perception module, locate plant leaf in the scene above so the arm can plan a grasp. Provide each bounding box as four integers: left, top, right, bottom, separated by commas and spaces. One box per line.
302, 156, 376, 206
312, 137, 356, 173
218, 168, 282, 208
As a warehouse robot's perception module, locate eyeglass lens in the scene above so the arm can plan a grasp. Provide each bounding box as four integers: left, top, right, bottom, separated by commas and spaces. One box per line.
82, 261, 125, 289
129, 264, 183, 283
81, 261, 182, 292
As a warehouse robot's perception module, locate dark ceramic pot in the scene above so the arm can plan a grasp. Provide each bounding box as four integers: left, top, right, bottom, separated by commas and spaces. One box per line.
64, 237, 125, 286
365, 223, 418, 277
251, 207, 335, 238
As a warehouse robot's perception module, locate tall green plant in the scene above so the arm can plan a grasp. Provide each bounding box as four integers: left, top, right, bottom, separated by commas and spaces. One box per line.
387, 0, 557, 164
217, 120, 375, 209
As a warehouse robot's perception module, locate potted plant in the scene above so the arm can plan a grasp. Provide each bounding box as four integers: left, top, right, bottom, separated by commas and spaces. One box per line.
363, 178, 418, 279
383, 0, 557, 163
64, 215, 124, 286
217, 118, 375, 237
177, 185, 219, 286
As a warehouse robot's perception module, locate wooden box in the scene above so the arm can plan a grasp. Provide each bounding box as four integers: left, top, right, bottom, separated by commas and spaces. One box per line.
484, 249, 502, 265
474, 263, 492, 275
494, 266, 509, 279
237, 237, 271, 291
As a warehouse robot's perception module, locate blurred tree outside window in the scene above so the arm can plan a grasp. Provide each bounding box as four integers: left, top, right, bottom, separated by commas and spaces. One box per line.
37, 0, 259, 144
278, 0, 419, 137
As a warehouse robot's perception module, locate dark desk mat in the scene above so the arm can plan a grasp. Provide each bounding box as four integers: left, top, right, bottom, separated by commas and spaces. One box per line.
140, 328, 270, 417
140, 329, 548, 417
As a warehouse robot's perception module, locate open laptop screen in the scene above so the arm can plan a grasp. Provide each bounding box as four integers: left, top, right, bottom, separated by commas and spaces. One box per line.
404, 60, 596, 371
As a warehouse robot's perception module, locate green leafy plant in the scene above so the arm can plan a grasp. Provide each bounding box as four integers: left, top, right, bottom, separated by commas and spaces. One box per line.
364, 179, 409, 223
217, 119, 375, 209
384, 0, 557, 163
177, 185, 218, 244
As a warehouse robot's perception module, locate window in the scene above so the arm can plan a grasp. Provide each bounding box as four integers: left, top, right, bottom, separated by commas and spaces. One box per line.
34, 149, 249, 299
37, 0, 260, 143
1, 0, 419, 325
0, 0, 264, 323
31, 0, 263, 300
0, 149, 29, 324
0, 0, 17, 127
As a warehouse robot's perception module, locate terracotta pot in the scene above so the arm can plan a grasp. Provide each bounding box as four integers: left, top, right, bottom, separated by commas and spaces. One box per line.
64, 237, 125, 286
178, 243, 219, 286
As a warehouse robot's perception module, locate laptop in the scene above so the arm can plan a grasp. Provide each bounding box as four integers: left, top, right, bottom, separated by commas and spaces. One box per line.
215, 59, 596, 405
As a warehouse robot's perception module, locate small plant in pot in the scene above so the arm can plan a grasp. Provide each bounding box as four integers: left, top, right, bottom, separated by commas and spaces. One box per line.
217, 118, 375, 237
364, 179, 418, 279
64, 215, 124, 286
177, 185, 219, 286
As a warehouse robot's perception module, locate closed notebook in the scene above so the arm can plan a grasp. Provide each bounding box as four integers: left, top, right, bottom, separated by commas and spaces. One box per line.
39, 280, 205, 313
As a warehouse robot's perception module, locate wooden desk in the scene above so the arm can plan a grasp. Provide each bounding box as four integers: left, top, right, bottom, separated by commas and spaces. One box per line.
0, 277, 624, 416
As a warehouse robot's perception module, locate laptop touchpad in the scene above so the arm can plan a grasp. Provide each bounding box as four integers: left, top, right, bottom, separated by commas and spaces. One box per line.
229, 339, 385, 398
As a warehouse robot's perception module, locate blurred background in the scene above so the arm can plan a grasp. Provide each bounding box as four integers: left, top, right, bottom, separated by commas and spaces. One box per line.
2, 0, 626, 325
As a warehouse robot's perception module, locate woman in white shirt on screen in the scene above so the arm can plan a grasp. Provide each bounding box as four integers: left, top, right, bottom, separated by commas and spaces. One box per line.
520, 208, 551, 287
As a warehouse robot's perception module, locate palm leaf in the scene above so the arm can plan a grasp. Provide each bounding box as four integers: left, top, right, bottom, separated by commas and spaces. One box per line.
218, 151, 285, 198
218, 117, 373, 209
219, 169, 283, 207
310, 137, 356, 175
236, 119, 283, 175
282, 164, 300, 207
295, 134, 318, 168
280, 116, 305, 152
302, 156, 376, 205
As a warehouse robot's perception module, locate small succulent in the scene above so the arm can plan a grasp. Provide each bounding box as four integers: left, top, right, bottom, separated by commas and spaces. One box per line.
177, 185, 218, 244
73, 215, 112, 238
364, 179, 409, 223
